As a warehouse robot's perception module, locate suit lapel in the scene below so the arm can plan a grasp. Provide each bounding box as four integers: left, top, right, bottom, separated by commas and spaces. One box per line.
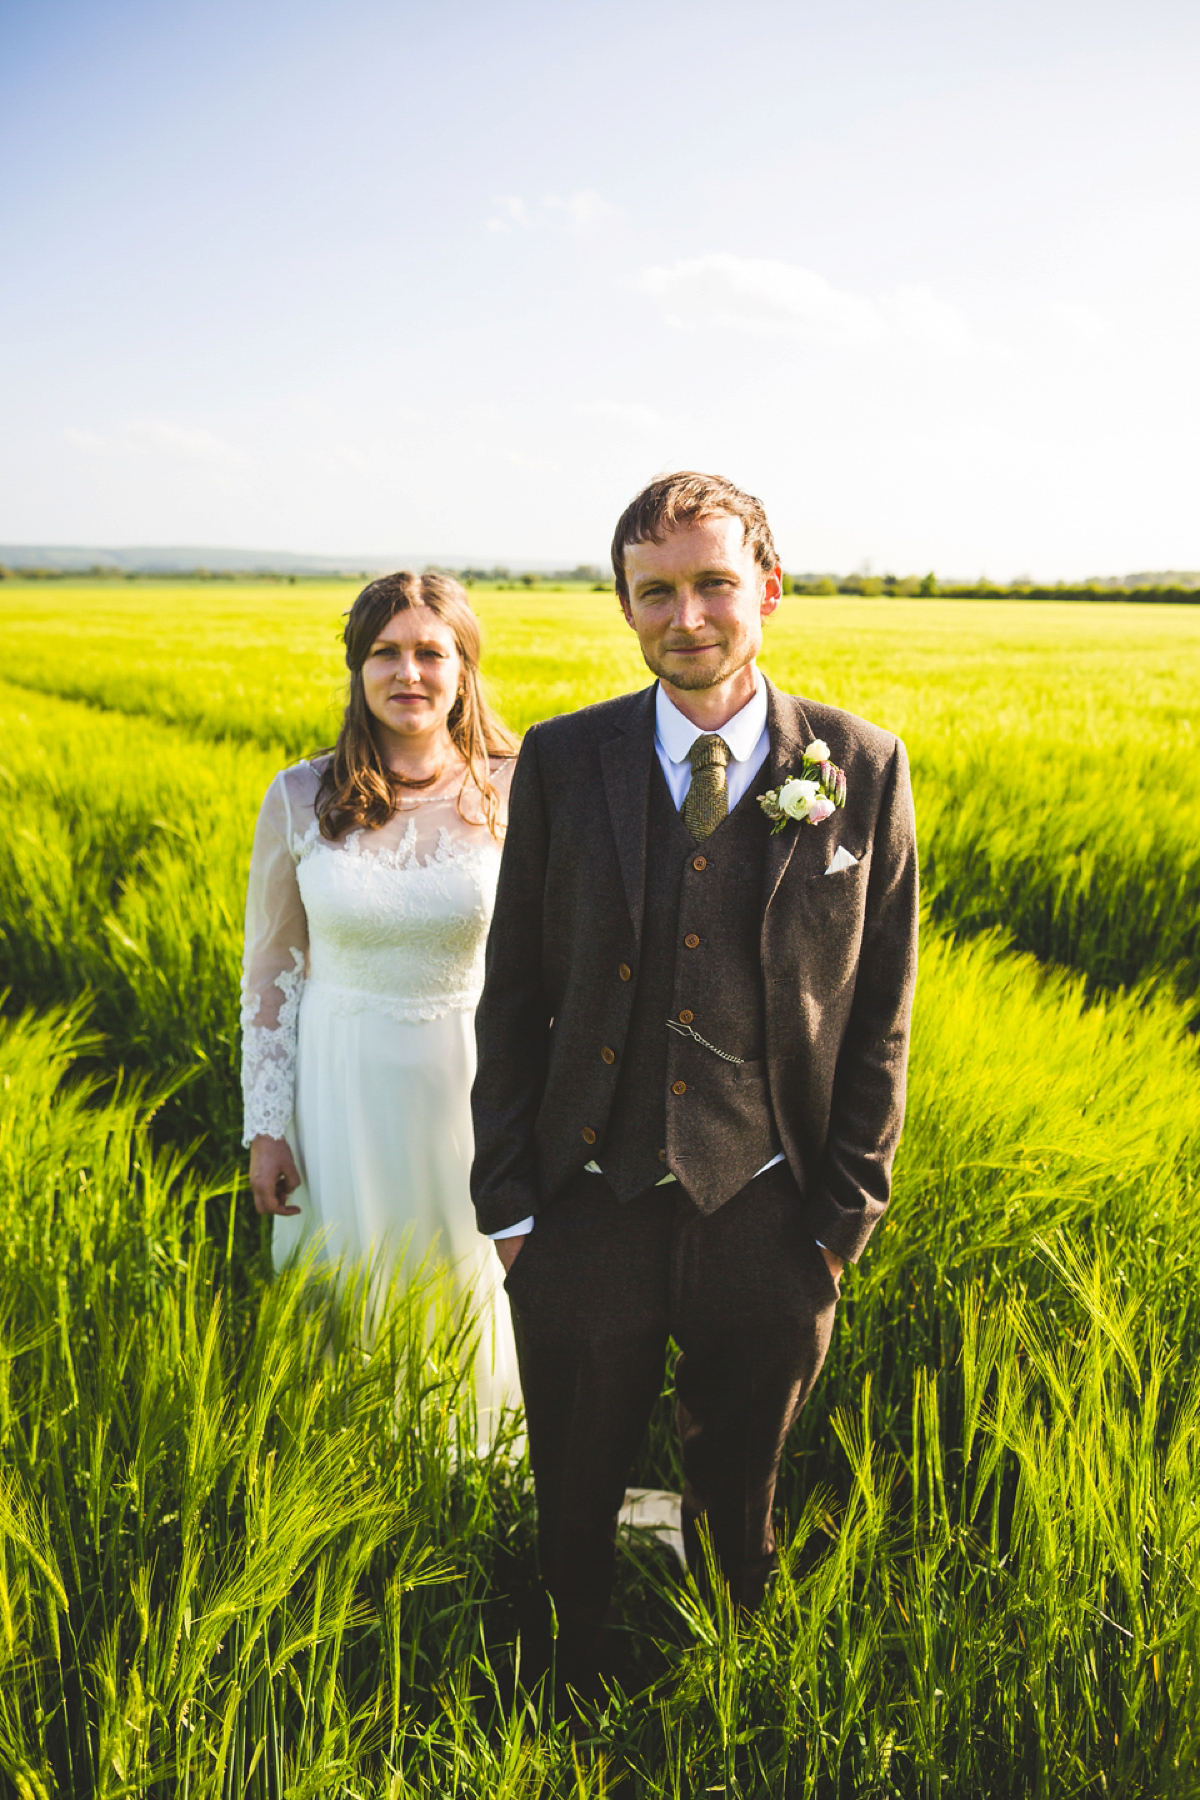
761, 678, 820, 912
599, 685, 657, 948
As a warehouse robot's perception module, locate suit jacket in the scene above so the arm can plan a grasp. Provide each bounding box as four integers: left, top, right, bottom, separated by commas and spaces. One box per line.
470, 677, 919, 1264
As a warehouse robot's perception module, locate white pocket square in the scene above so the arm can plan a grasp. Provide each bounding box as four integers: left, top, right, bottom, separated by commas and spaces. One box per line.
825, 845, 859, 875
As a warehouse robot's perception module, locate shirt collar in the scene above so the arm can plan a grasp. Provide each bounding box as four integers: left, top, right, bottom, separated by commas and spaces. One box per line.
655, 669, 768, 766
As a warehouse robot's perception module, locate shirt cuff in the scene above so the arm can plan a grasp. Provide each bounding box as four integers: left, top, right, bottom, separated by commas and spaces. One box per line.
487, 1215, 535, 1240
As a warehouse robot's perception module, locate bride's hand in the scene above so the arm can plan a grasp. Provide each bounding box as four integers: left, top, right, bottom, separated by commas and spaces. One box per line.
249, 1134, 304, 1216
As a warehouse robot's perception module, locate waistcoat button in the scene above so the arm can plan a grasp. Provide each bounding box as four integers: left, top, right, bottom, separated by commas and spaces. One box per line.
618, 962, 632, 981
672, 1080, 687, 1095
601, 1046, 615, 1064
657, 1148, 667, 1162
581, 1126, 597, 1145
684, 933, 700, 949
678, 1009, 694, 1024
692, 856, 707, 871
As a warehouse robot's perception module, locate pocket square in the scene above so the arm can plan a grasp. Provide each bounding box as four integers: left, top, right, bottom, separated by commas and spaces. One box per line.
825, 845, 859, 875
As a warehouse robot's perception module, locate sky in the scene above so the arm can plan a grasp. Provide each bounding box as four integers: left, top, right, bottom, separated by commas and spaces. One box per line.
1, 0, 1198, 578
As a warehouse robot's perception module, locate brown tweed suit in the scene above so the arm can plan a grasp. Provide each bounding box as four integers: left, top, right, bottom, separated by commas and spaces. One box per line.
471, 678, 918, 1659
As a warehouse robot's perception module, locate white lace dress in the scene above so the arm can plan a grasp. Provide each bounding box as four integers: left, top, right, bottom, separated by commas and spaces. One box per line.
240, 755, 519, 1427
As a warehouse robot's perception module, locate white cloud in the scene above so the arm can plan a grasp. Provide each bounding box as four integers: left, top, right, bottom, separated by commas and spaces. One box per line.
486, 195, 537, 233
638, 254, 975, 354
575, 400, 677, 433
1034, 301, 1116, 350
64, 419, 254, 473
486, 188, 623, 236
881, 285, 976, 355
545, 190, 623, 234
62, 426, 114, 456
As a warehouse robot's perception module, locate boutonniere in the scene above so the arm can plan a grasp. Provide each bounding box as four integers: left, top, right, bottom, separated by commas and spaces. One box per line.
759, 738, 847, 835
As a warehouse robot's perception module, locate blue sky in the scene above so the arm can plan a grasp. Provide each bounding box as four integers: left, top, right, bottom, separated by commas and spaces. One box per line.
1, 0, 1197, 576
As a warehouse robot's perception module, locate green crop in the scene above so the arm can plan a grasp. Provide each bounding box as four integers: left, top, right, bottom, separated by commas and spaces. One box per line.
1, 582, 1198, 1794
4, 582, 1197, 1004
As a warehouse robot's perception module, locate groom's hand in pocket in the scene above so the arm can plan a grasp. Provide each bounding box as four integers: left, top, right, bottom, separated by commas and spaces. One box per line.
249, 1134, 303, 1216
818, 1243, 845, 1293
494, 1230, 531, 1274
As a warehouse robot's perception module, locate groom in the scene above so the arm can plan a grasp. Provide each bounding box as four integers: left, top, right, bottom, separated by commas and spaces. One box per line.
471, 471, 918, 1685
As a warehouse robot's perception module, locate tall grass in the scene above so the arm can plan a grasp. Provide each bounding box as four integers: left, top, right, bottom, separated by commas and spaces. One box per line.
633, 1272, 1200, 1797
788, 929, 1200, 1457
0, 1005, 561, 1797
918, 738, 1200, 1005
0, 684, 276, 1147
3, 1000, 1199, 1794
3, 588, 1200, 1793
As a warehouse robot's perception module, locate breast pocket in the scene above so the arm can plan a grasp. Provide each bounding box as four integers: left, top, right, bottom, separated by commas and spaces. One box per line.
806, 847, 867, 891
772, 854, 869, 999
812, 840, 866, 881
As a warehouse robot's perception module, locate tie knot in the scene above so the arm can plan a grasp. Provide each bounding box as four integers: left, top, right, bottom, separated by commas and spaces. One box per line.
688, 733, 730, 774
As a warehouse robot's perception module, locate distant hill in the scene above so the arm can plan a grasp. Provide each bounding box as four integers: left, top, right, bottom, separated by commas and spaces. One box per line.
0, 545, 437, 575
0, 545, 595, 576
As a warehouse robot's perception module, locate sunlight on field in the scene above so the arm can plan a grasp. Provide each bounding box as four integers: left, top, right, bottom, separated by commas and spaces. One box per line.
5, 577, 1199, 750
6, 578, 1198, 1003
1, 579, 1199, 1793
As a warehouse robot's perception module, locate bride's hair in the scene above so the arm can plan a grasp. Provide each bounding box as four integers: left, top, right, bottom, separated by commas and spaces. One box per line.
315, 570, 519, 842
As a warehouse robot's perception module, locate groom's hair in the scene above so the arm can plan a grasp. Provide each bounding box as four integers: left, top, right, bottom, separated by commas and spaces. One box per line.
610, 471, 778, 605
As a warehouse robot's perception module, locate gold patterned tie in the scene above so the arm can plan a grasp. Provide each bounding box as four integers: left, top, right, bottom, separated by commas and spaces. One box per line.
682, 734, 731, 840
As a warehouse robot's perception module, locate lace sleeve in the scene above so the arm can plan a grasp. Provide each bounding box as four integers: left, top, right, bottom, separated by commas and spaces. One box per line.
240, 770, 310, 1145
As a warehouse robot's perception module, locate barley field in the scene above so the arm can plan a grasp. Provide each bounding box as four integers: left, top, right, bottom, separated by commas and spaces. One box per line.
1, 579, 1198, 1797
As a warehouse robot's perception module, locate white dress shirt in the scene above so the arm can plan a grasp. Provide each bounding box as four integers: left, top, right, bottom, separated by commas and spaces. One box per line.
653, 669, 770, 810
488, 670, 783, 1240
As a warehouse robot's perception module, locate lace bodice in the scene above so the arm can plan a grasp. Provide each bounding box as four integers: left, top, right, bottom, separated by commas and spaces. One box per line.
240, 755, 513, 1143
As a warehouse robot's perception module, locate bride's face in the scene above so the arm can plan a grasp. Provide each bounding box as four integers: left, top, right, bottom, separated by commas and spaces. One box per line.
362, 606, 463, 747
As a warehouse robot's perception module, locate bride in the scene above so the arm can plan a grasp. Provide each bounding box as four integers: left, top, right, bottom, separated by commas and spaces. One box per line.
240, 569, 521, 1426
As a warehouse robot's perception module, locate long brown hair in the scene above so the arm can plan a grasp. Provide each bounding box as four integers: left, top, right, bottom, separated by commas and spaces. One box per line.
315, 571, 518, 841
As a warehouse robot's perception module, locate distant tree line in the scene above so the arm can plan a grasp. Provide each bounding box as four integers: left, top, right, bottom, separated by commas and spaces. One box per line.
783, 573, 1200, 604
2, 563, 1197, 604
455, 565, 610, 590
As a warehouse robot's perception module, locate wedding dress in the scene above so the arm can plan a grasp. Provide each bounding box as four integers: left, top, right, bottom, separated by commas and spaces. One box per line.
240, 754, 520, 1432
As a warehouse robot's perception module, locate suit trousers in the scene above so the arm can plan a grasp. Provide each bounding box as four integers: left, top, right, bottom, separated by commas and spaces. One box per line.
503, 1160, 839, 1656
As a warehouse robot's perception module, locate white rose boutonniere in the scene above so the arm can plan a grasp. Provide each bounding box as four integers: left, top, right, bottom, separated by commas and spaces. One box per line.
759, 739, 847, 835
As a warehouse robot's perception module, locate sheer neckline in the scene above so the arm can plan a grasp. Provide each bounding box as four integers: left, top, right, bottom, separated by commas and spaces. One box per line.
284, 755, 514, 858
298, 752, 512, 815
390, 755, 513, 812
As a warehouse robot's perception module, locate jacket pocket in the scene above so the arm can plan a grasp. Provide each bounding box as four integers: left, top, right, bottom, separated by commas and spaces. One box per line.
805, 848, 867, 884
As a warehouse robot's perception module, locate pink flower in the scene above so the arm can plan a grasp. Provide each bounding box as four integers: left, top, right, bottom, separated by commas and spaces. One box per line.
807, 795, 836, 825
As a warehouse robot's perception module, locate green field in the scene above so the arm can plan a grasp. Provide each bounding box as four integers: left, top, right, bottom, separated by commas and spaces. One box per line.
1, 581, 1198, 1795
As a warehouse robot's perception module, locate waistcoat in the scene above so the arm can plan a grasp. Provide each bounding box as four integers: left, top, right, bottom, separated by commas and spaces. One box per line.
601, 760, 782, 1211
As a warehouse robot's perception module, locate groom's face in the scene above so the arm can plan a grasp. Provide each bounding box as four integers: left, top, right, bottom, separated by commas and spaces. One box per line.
620, 514, 781, 693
